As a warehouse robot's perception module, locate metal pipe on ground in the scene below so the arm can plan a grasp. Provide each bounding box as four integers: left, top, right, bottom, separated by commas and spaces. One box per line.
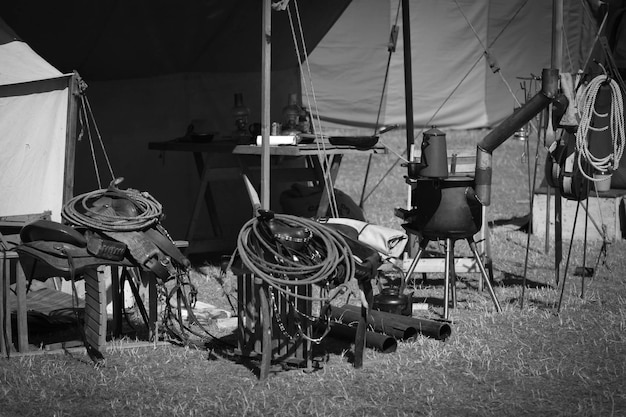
326, 322, 397, 353
330, 305, 451, 341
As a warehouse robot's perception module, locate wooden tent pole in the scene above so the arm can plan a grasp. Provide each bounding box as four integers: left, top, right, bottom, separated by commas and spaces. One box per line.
63, 73, 80, 204
261, 0, 272, 210
401, 0, 415, 156
552, 0, 563, 285
551, 0, 563, 71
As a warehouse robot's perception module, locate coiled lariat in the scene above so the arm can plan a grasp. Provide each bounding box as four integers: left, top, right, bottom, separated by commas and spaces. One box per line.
575, 71, 626, 181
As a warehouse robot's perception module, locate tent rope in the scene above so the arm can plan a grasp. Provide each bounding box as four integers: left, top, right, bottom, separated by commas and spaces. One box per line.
358, 1, 402, 208
362, 0, 530, 205
78, 94, 116, 189
286, 0, 339, 218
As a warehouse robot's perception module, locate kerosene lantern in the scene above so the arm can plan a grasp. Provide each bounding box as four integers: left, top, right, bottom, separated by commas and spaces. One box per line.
282, 92, 302, 136
231, 92, 250, 142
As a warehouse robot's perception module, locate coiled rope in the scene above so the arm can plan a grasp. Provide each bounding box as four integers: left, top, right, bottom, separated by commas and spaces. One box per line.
62, 181, 163, 231
236, 213, 355, 302
576, 72, 626, 181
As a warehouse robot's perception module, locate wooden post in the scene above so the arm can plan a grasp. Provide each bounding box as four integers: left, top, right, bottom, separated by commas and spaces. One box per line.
14, 259, 28, 351
63, 73, 80, 204
552, 0, 563, 284
261, 0, 272, 210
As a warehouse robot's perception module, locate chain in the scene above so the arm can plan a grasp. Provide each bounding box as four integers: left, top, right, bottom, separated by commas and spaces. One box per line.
269, 288, 299, 341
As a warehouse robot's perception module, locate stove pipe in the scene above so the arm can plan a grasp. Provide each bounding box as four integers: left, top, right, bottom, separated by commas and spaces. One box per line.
475, 68, 560, 205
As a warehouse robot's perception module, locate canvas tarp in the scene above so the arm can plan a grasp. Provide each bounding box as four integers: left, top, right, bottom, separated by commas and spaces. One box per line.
0, 17, 75, 221
309, 0, 597, 131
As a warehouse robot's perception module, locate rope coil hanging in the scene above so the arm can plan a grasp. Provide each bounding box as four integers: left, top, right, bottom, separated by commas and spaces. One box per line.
575, 71, 626, 181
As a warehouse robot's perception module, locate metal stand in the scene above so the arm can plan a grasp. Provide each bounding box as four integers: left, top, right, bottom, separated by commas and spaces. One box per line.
236, 273, 312, 380
403, 237, 502, 320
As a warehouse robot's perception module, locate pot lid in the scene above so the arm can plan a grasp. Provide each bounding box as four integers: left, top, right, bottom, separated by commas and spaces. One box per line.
374, 288, 409, 306
423, 126, 445, 137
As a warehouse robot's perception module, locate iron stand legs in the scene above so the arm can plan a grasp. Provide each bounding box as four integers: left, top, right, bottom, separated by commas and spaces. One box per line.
403, 236, 502, 319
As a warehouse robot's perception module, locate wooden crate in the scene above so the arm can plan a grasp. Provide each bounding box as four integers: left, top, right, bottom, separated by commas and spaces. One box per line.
532, 187, 626, 241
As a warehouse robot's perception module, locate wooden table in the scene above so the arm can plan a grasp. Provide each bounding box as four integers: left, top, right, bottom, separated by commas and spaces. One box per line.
233, 141, 387, 218
148, 139, 240, 253
149, 138, 386, 252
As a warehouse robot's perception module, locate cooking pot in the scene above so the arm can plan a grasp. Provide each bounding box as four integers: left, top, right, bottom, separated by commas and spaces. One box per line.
373, 287, 413, 316
403, 127, 449, 179
406, 176, 482, 239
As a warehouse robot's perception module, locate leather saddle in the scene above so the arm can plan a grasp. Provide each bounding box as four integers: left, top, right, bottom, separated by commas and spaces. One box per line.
16, 220, 133, 280
15, 219, 188, 282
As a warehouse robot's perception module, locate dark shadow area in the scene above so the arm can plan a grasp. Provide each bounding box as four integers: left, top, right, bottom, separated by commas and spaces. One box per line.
203, 331, 337, 378
187, 252, 228, 267
507, 296, 558, 310
499, 271, 554, 289
488, 214, 530, 231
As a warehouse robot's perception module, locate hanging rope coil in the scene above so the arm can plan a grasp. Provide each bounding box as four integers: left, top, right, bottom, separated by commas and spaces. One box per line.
576, 73, 626, 181
236, 212, 355, 302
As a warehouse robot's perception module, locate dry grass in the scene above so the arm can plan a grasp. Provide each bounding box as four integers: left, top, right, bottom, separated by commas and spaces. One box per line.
1, 129, 625, 416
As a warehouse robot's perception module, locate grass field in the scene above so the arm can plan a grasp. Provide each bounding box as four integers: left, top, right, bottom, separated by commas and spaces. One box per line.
1, 129, 625, 416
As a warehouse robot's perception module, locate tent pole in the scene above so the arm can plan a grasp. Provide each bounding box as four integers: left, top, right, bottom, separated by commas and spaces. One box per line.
401, 0, 415, 156
63, 73, 80, 204
261, 0, 272, 210
552, 0, 563, 288
551, 0, 563, 71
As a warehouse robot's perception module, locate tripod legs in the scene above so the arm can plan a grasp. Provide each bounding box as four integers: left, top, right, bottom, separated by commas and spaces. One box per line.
401, 238, 429, 293
467, 237, 502, 313
444, 238, 453, 319
403, 236, 502, 319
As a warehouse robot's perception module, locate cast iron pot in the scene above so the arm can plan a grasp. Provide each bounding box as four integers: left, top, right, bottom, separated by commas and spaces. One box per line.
407, 176, 482, 239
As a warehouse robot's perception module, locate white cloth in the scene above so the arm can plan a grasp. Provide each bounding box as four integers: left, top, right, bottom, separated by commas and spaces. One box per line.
324, 218, 408, 259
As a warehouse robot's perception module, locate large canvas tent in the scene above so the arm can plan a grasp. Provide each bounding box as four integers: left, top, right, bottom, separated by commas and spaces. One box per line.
0, 0, 604, 249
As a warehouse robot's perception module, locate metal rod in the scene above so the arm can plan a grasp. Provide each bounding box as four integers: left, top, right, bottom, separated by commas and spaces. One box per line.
581, 183, 590, 299
557, 199, 581, 313
400, 238, 428, 294
401, 0, 415, 156
521, 110, 545, 308
468, 238, 502, 313
444, 238, 451, 319
555, 187, 562, 285
260, 0, 271, 210
551, 0, 564, 71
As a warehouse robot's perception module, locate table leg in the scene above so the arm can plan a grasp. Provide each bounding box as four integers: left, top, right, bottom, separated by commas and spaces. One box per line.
313, 154, 343, 218
15, 261, 28, 351
110, 266, 123, 338
187, 152, 223, 243
1, 255, 11, 355
354, 279, 373, 369
84, 268, 107, 351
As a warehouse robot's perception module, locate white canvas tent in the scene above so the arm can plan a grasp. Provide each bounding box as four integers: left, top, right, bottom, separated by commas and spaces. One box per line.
0, 17, 79, 221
